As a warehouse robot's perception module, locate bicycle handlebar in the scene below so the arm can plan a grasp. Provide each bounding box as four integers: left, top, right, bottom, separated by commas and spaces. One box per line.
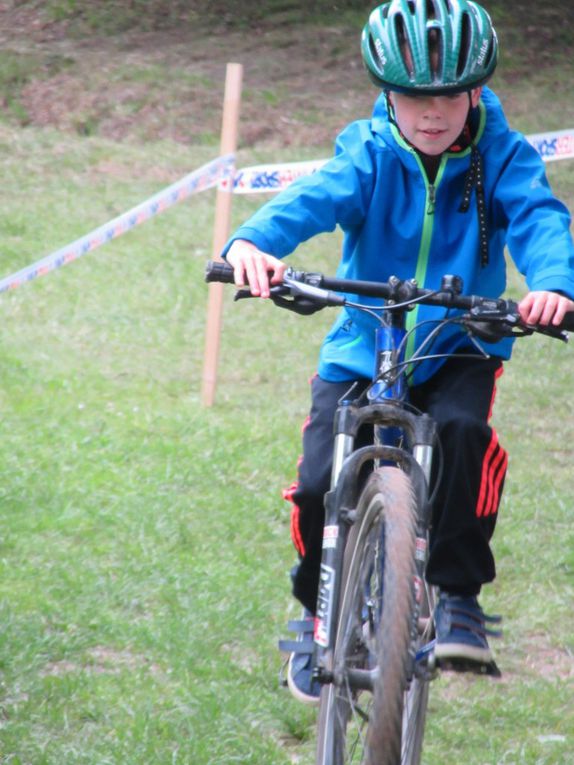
205, 259, 574, 340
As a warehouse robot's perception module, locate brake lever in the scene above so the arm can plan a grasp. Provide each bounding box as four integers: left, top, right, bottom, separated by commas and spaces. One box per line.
233, 285, 324, 315
233, 284, 291, 302
269, 295, 325, 315
466, 306, 569, 343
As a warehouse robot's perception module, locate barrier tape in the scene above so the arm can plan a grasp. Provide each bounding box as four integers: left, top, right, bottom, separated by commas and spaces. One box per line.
0, 153, 235, 294
230, 128, 574, 195
1, 126, 572, 295
526, 128, 574, 163
223, 159, 327, 195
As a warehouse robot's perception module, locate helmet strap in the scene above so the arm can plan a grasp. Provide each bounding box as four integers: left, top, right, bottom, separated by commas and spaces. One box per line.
385, 90, 398, 130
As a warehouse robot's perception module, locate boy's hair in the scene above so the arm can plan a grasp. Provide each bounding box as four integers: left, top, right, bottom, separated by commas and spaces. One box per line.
362, 0, 498, 95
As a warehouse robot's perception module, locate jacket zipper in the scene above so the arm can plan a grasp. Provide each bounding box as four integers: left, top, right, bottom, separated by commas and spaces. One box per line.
427, 184, 436, 215
387, 104, 487, 379
405, 159, 446, 366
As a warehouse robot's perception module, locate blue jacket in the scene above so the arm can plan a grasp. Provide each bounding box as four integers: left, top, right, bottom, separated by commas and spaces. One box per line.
223, 88, 574, 385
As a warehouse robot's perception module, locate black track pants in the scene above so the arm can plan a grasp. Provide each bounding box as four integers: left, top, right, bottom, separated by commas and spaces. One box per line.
285, 356, 507, 614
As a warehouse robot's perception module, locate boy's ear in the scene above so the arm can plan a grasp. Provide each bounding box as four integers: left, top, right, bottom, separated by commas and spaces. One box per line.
470, 87, 483, 108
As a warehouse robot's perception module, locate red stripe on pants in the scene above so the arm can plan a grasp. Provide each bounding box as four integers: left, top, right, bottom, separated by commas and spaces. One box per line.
284, 481, 306, 556
283, 412, 312, 557
476, 431, 508, 518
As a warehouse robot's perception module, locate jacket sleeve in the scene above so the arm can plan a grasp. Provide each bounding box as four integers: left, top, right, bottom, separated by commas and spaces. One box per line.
220, 121, 378, 259
491, 132, 574, 299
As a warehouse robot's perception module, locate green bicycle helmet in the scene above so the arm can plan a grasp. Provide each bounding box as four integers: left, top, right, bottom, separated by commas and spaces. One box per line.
362, 0, 498, 95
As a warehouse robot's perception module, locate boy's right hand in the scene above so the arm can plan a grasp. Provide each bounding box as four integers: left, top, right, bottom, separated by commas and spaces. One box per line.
225, 239, 287, 299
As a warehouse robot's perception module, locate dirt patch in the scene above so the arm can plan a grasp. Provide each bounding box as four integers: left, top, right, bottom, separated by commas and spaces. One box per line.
41, 646, 162, 677
0, 3, 373, 149
521, 634, 574, 681
433, 631, 572, 704
0, 2, 572, 150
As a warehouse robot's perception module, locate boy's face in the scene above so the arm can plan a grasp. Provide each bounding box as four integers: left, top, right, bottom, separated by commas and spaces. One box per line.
388, 88, 482, 156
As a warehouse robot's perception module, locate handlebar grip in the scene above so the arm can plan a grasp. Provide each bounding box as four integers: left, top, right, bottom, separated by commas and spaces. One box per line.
558, 311, 574, 332
499, 299, 574, 334
205, 259, 235, 284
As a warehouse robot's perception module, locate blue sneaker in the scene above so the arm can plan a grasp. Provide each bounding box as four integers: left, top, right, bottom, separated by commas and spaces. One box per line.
278, 609, 321, 705
434, 593, 502, 672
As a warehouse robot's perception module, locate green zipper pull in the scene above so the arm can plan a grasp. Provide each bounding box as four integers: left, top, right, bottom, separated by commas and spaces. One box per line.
427, 184, 436, 215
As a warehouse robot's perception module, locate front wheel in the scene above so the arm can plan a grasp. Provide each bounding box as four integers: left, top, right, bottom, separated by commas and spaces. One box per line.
315, 466, 429, 765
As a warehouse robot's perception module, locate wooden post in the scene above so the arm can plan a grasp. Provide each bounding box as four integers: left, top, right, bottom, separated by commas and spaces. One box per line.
201, 62, 243, 407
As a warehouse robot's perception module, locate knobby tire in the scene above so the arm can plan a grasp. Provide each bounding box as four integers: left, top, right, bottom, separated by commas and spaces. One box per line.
315, 466, 427, 765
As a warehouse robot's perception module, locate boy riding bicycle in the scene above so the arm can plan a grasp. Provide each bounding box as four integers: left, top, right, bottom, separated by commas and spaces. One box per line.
222, 0, 574, 703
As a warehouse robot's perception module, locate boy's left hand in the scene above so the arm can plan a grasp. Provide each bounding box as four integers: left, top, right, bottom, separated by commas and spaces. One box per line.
518, 290, 574, 326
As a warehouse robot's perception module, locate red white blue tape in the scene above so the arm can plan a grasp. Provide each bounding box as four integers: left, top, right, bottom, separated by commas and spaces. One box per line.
1, 127, 572, 295
526, 128, 574, 162
224, 159, 327, 194
0, 153, 235, 294
230, 128, 574, 195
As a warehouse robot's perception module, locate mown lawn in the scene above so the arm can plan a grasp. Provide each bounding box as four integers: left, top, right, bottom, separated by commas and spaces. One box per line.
0, 4, 573, 762
0, 121, 572, 764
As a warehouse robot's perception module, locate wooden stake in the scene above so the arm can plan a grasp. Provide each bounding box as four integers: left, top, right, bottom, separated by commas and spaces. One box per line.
201, 62, 243, 407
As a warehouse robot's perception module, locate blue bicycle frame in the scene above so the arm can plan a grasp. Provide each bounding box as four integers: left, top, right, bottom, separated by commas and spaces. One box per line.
369, 315, 408, 449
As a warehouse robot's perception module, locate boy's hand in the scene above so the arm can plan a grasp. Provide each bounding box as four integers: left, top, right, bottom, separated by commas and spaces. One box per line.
225, 239, 286, 299
518, 290, 574, 326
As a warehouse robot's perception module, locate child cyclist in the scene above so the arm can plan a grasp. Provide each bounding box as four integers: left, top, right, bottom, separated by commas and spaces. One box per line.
222, 0, 574, 703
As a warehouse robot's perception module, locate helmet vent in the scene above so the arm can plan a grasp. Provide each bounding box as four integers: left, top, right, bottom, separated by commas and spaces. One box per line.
395, 14, 415, 78
428, 28, 443, 80
426, 0, 438, 20
456, 12, 472, 78
368, 33, 382, 72
483, 37, 495, 69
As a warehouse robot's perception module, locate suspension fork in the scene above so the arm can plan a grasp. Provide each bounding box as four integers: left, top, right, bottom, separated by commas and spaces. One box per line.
313, 314, 437, 678
314, 408, 436, 681
411, 440, 434, 622
313, 398, 357, 658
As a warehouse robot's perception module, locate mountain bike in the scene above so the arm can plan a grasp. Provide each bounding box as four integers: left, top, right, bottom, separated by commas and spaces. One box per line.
205, 259, 573, 765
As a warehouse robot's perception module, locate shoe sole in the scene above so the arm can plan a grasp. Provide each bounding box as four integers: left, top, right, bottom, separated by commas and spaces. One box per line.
436, 654, 502, 677
286, 655, 321, 706
434, 641, 492, 664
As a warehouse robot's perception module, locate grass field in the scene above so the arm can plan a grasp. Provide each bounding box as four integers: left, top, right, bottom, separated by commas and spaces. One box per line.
0, 3, 573, 763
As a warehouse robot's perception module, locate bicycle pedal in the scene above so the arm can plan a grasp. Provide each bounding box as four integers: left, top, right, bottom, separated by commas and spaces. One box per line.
436, 656, 502, 678
414, 641, 439, 680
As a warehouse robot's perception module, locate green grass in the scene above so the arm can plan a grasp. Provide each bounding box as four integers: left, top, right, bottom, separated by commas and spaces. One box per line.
0, 123, 572, 764
0, 125, 325, 763
0, 3, 573, 761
